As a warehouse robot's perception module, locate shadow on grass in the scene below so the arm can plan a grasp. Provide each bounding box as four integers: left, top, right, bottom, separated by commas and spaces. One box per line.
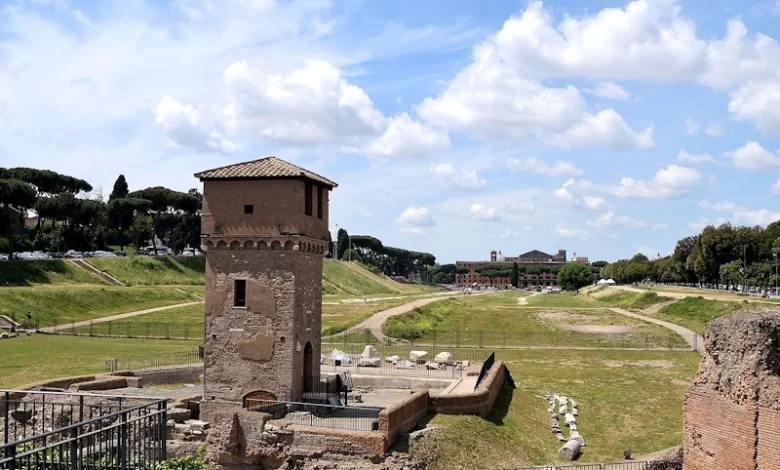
0, 260, 75, 286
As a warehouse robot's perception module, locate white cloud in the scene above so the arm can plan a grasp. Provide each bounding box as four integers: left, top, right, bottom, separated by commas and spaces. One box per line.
223, 59, 385, 145
507, 201, 536, 213
677, 149, 717, 164
541, 109, 654, 150
396, 204, 436, 227
728, 81, 780, 135
705, 123, 725, 138
506, 157, 583, 176
554, 223, 588, 240
469, 203, 500, 221
699, 200, 743, 212
362, 113, 451, 157
554, 179, 606, 210
685, 118, 701, 135
723, 141, 780, 169
153, 96, 235, 154
699, 199, 780, 226
586, 211, 647, 229
588, 81, 631, 101
607, 164, 701, 199
430, 163, 486, 190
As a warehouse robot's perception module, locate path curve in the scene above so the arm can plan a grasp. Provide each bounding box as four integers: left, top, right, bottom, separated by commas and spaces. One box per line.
335, 291, 493, 343
609, 307, 703, 351
40, 302, 202, 333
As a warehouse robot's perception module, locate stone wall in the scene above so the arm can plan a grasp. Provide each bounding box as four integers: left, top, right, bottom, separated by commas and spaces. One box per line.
428, 361, 507, 417
379, 390, 429, 445
683, 308, 780, 470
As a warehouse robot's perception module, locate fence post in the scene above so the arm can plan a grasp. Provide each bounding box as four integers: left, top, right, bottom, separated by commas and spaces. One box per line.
79, 395, 84, 422
119, 411, 128, 470
3, 391, 8, 445
70, 427, 79, 470
7, 443, 16, 470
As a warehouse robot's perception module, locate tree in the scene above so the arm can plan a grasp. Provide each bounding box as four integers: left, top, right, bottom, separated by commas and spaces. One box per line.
109, 198, 152, 251
109, 175, 129, 201
127, 187, 200, 255
591, 260, 609, 268
510, 262, 519, 288
0, 178, 37, 259
557, 262, 593, 292
719, 260, 742, 289
336, 228, 349, 260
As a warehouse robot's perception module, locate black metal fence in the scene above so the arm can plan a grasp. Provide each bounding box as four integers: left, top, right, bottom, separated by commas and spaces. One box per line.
1, 390, 168, 470
245, 398, 381, 432
104, 350, 202, 373
483, 459, 682, 469
474, 352, 495, 391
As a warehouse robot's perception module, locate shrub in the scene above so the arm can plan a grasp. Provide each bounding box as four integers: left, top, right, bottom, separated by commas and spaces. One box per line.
154, 456, 204, 470
0, 237, 8, 253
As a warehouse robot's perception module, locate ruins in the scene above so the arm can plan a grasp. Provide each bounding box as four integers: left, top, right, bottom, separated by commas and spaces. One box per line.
683, 307, 780, 469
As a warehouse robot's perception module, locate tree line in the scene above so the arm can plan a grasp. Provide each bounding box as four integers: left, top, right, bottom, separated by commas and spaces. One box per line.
0, 168, 201, 258
332, 228, 437, 278
600, 221, 780, 290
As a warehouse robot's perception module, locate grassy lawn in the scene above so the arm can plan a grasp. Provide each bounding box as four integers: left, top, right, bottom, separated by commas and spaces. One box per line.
525, 292, 609, 308
323, 261, 441, 297
71, 302, 204, 339
383, 294, 688, 349
0, 335, 200, 388
413, 349, 700, 468
648, 285, 780, 303
86, 256, 206, 286
653, 297, 753, 334
322, 299, 410, 336
0, 286, 192, 327
0, 260, 106, 286
591, 291, 671, 311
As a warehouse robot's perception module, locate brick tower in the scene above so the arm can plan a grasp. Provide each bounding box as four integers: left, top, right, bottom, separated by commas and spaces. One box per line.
195, 157, 337, 418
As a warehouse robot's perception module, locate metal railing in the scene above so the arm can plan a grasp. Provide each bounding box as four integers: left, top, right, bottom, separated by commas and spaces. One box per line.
245, 398, 381, 432
43, 320, 199, 341
484, 459, 682, 469
104, 350, 202, 373
1, 390, 168, 470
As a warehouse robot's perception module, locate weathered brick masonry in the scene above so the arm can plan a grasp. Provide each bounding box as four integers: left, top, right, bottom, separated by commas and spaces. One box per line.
683, 308, 780, 470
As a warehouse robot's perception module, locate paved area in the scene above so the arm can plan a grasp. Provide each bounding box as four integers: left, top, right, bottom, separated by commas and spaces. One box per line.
609, 307, 703, 351
40, 302, 202, 333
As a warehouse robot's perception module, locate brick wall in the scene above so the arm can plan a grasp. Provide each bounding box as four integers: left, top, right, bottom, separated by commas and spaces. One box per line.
289, 426, 386, 457
379, 390, 429, 445
428, 361, 507, 417
757, 406, 780, 469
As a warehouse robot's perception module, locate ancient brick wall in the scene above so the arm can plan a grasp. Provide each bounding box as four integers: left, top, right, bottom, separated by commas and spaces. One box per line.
379, 390, 429, 445
428, 361, 507, 417
682, 308, 780, 470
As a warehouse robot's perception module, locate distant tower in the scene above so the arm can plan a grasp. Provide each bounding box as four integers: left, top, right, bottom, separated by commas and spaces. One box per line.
195, 157, 337, 419
490, 250, 497, 262
497, 250, 505, 262
557, 249, 567, 262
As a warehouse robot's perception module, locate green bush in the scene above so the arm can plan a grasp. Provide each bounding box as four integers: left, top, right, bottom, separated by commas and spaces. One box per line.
0, 238, 8, 253
154, 456, 204, 470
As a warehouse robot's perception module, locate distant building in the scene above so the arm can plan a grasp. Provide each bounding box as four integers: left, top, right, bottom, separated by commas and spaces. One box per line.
1, 205, 23, 240
456, 249, 576, 288
572, 256, 589, 263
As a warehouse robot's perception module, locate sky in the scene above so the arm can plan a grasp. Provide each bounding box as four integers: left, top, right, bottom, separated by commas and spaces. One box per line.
2, 0, 780, 264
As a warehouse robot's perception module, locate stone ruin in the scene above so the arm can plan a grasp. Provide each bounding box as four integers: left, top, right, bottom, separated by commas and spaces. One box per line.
544, 395, 585, 461
683, 307, 780, 470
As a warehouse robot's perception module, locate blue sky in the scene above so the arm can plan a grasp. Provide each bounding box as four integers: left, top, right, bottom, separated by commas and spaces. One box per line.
2, 0, 780, 264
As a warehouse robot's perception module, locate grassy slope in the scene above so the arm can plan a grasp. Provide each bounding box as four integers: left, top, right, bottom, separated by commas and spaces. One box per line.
322, 261, 441, 298
86, 256, 206, 286
414, 349, 701, 468
0, 335, 200, 388
0, 260, 106, 286
592, 290, 671, 311
383, 292, 687, 349
0, 286, 191, 326
653, 297, 753, 334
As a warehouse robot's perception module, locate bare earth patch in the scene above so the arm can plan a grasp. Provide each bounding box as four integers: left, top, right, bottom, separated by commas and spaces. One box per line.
562, 324, 633, 334
536, 311, 595, 322
604, 360, 674, 368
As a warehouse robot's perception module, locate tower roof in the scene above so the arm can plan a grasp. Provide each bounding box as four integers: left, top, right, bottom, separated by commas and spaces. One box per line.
195, 156, 338, 189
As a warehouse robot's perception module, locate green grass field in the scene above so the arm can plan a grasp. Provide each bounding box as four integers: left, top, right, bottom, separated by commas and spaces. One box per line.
322, 300, 411, 336
413, 349, 700, 468
86, 256, 207, 286
0, 286, 192, 326
652, 297, 753, 334
322, 261, 441, 297
0, 260, 106, 286
592, 291, 671, 311
524, 292, 609, 308
383, 293, 688, 349
0, 335, 200, 388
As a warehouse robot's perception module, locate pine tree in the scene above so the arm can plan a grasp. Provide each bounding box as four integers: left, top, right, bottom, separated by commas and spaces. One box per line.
511, 262, 519, 288
109, 175, 129, 201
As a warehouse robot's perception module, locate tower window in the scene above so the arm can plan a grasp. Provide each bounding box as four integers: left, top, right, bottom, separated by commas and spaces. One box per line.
244, 205, 254, 214
234, 280, 247, 307
305, 182, 313, 216
317, 186, 323, 219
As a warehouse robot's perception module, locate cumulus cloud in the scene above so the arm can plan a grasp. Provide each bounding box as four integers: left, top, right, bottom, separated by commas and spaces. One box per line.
396, 204, 435, 235
728, 82, 780, 135
554, 223, 589, 240
723, 141, 780, 169
699, 199, 780, 226
362, 113, 451, 157
587, 82, 631, 101
153, 96, 235, 154
606, 164, 701, 199
705, 123, 725, 138
469, 203, 500, 221
506, 157, 583, 176
586, 211, 647, 229
677, 149, 717, 164
430, 163, 486, 190
553, 179, 606, 210
685, 118, 701, 135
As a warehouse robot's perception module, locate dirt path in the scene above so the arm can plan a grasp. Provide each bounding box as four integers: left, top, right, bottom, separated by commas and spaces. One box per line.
613, 285, 778, 304
609, 307, 703, 351
40, 302, 202, 333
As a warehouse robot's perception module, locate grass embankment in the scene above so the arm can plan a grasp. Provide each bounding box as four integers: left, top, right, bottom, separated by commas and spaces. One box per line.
322, 261, 441, 298
86, 256, 206, 286
0, 335, 200, 388
413, 349, 700, 468
0, 260, 106, 286
0, 286, 192, 326
653, 297, 752, 334
383, 292, 688, 349
592, 291, 671, 311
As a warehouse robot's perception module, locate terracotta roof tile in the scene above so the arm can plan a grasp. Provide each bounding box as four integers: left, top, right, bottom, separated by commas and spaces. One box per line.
194, 156, 337, 188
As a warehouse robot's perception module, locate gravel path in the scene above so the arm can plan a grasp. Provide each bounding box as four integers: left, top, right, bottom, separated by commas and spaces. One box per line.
40, 302, 202, 333
609, 307, 703, 351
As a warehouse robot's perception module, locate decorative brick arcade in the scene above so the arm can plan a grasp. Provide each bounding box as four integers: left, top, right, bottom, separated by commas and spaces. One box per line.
683, 307, 780, 470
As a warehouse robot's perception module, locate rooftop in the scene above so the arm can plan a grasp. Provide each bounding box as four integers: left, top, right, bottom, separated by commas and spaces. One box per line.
194, 156, 338, 189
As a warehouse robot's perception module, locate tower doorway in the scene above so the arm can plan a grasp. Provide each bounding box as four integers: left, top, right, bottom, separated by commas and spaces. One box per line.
303, 341, 313, 393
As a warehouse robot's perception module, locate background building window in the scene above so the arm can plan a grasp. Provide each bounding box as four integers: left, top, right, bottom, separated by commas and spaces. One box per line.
244, 204, 254, 214
305, 182, 313, 216
234, 280, 247, 307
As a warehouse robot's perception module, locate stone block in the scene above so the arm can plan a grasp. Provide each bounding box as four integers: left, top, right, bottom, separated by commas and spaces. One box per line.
434, 352, 454, 365
357, 357, 380, 367
410, 351, 428, 363
385, 355, 400, 363
168, 408, 192, 424
360, 345, 379, 358
238, 331, 274, 361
